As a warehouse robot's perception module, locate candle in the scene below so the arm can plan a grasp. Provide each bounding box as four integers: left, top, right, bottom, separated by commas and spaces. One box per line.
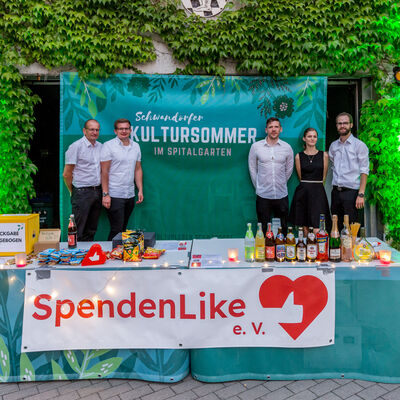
228, 248, 239, 262
379, 250, 391, 265
15, 253, 27, 268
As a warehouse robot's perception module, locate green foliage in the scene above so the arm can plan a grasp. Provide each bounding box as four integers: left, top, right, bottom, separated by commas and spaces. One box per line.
359, 84, 400, 245
0, 0, 399, 215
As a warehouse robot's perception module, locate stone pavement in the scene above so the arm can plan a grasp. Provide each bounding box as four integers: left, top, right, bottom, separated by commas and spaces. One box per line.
1, 376, 400, 400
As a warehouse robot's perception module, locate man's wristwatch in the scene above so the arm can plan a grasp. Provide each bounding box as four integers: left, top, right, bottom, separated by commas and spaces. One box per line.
357, 193, 365, 198
102, 192, 109, 197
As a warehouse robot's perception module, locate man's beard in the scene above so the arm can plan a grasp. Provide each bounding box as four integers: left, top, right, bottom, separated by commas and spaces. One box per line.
339, 128, 351, 136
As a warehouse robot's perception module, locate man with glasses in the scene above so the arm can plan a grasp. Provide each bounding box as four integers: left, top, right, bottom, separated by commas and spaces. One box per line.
101, 118, 143, 240
329, 112, 369, 230
63, 119, 102, 241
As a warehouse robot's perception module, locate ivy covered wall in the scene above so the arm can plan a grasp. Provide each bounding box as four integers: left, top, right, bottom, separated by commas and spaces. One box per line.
0, 0, 399, 240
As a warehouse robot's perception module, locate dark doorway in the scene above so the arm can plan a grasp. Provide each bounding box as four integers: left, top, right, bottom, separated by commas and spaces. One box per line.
326, 81, 360, 149
26, 80, 60, 228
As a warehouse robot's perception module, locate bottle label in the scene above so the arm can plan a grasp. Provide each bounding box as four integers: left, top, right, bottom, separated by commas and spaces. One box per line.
307, 244, 317, 258
276, 244, 285, 259
286, 245, 296, 260
266, 246, 275, 259
297, 247, 306, 261
342, 236, 352, 249
330, 248, 341, 258
245, 246, 255, 261
256, 247, 265, 260
68, 234, 76, 247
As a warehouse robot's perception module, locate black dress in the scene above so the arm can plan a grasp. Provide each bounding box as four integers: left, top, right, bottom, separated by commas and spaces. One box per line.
289, 151, 331, 230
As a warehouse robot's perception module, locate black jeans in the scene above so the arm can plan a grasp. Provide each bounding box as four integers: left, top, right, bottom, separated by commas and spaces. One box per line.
106, 197, 136, 241
331, 187, 359, 232
71, 186, 102, 241
256, 195, 289, 235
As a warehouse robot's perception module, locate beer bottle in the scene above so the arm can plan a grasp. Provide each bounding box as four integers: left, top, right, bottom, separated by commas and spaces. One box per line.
307, 227, 317, 262
296, 227, 307, 262
285, 227, 296, 261
255, 223, 265, 262
341, 215, 352, 261
265, 222, 275, 262
316, 214, 329, 261
275, 227, 286, 262
329, 215, 341, 262
68, 214, 77, 249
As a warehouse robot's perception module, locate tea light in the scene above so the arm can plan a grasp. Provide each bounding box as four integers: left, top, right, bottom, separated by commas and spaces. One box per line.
15, 253, 27, 268
228, 248, 239, 262
379, 250, 392, 265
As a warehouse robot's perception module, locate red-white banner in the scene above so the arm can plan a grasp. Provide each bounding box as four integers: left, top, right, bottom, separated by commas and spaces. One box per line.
22, 268, 335, 352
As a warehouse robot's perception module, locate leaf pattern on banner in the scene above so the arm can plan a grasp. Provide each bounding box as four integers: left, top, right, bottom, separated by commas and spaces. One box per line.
83, 357, 123, 379
64, 350, 81, 374
292, 77, 326, 134
19, 353, 35, 382
181, 76, 248, 106
136, 350, 187, 377
51, 360, 68, 380
63, 73, 107, 128
0, 337, 10, 382
127, 76, 151, 97
249, 77, 291, 118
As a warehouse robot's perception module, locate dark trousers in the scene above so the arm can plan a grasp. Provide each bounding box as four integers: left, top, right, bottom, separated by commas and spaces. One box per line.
331, 187, 359, 231
71, 186, 102, 241
256, 195, 289, 235
106, 197, 136, 241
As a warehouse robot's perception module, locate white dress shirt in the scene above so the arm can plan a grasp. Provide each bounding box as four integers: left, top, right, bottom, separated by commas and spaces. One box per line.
248, 138, 294, 199
329, 134, 369, 189
65, 136, 102, 187
100, 137, 141, 199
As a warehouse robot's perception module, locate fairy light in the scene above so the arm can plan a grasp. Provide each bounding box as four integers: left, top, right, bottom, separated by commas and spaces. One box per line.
106, 286, 114, 295
51, 290, 58, 298
9, 275, 16, 283
263, 263, 269, 267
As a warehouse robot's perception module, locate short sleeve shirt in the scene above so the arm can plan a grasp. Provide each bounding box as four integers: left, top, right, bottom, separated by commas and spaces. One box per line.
100, 137, 141, 198
65, 136, 102, 187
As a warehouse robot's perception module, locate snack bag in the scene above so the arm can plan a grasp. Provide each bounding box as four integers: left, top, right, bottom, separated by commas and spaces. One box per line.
122, 231, 141, 262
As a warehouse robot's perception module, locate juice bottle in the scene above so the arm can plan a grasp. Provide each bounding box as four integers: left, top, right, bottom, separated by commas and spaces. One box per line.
255, 223, 265, 262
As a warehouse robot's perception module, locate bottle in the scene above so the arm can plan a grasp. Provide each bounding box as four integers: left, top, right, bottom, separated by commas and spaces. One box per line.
296, 227, 307, 262
353, 227, 375, 262
285, 227, 296, 261
316, 214, 329, 261
329, 215, 341, 262
255, 223, 265, 262
275, 227, 286, 262
341, 215, 352, 262
244, 223, 255, 262
244, 222, 255, 262
68, 214, 77, 249
306, 227, 317, 262
265, 222, 275, 262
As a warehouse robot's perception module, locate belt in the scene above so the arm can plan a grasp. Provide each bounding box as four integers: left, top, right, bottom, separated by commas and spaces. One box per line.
333, 185, 356, 192
73, 185, 101, 190
301, 180, 323, 183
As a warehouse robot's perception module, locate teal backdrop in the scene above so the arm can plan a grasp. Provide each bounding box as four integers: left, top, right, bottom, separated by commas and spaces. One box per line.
60, 73, 327, 241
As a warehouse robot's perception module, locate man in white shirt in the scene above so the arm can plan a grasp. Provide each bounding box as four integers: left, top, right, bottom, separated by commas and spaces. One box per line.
329, 112, 369, 231
101, 118, 143, 240
248, 117, 294, 235
63, 119, 102, 241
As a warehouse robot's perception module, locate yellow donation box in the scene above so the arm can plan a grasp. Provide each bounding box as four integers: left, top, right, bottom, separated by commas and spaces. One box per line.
0, 214, 40, 255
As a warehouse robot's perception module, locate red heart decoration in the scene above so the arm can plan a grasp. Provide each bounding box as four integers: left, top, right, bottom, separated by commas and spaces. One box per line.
81, 244, 107, 266
259, 275, 328, 340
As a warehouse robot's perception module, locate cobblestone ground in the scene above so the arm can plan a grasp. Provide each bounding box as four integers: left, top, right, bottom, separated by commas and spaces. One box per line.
1, 376, 400, 400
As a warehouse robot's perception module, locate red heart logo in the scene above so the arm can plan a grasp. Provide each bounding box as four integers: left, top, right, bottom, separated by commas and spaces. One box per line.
81, 244, 107, 266
259, 275, 328, 340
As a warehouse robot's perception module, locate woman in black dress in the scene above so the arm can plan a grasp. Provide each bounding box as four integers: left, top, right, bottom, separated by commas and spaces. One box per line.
289, 127, 331, 234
